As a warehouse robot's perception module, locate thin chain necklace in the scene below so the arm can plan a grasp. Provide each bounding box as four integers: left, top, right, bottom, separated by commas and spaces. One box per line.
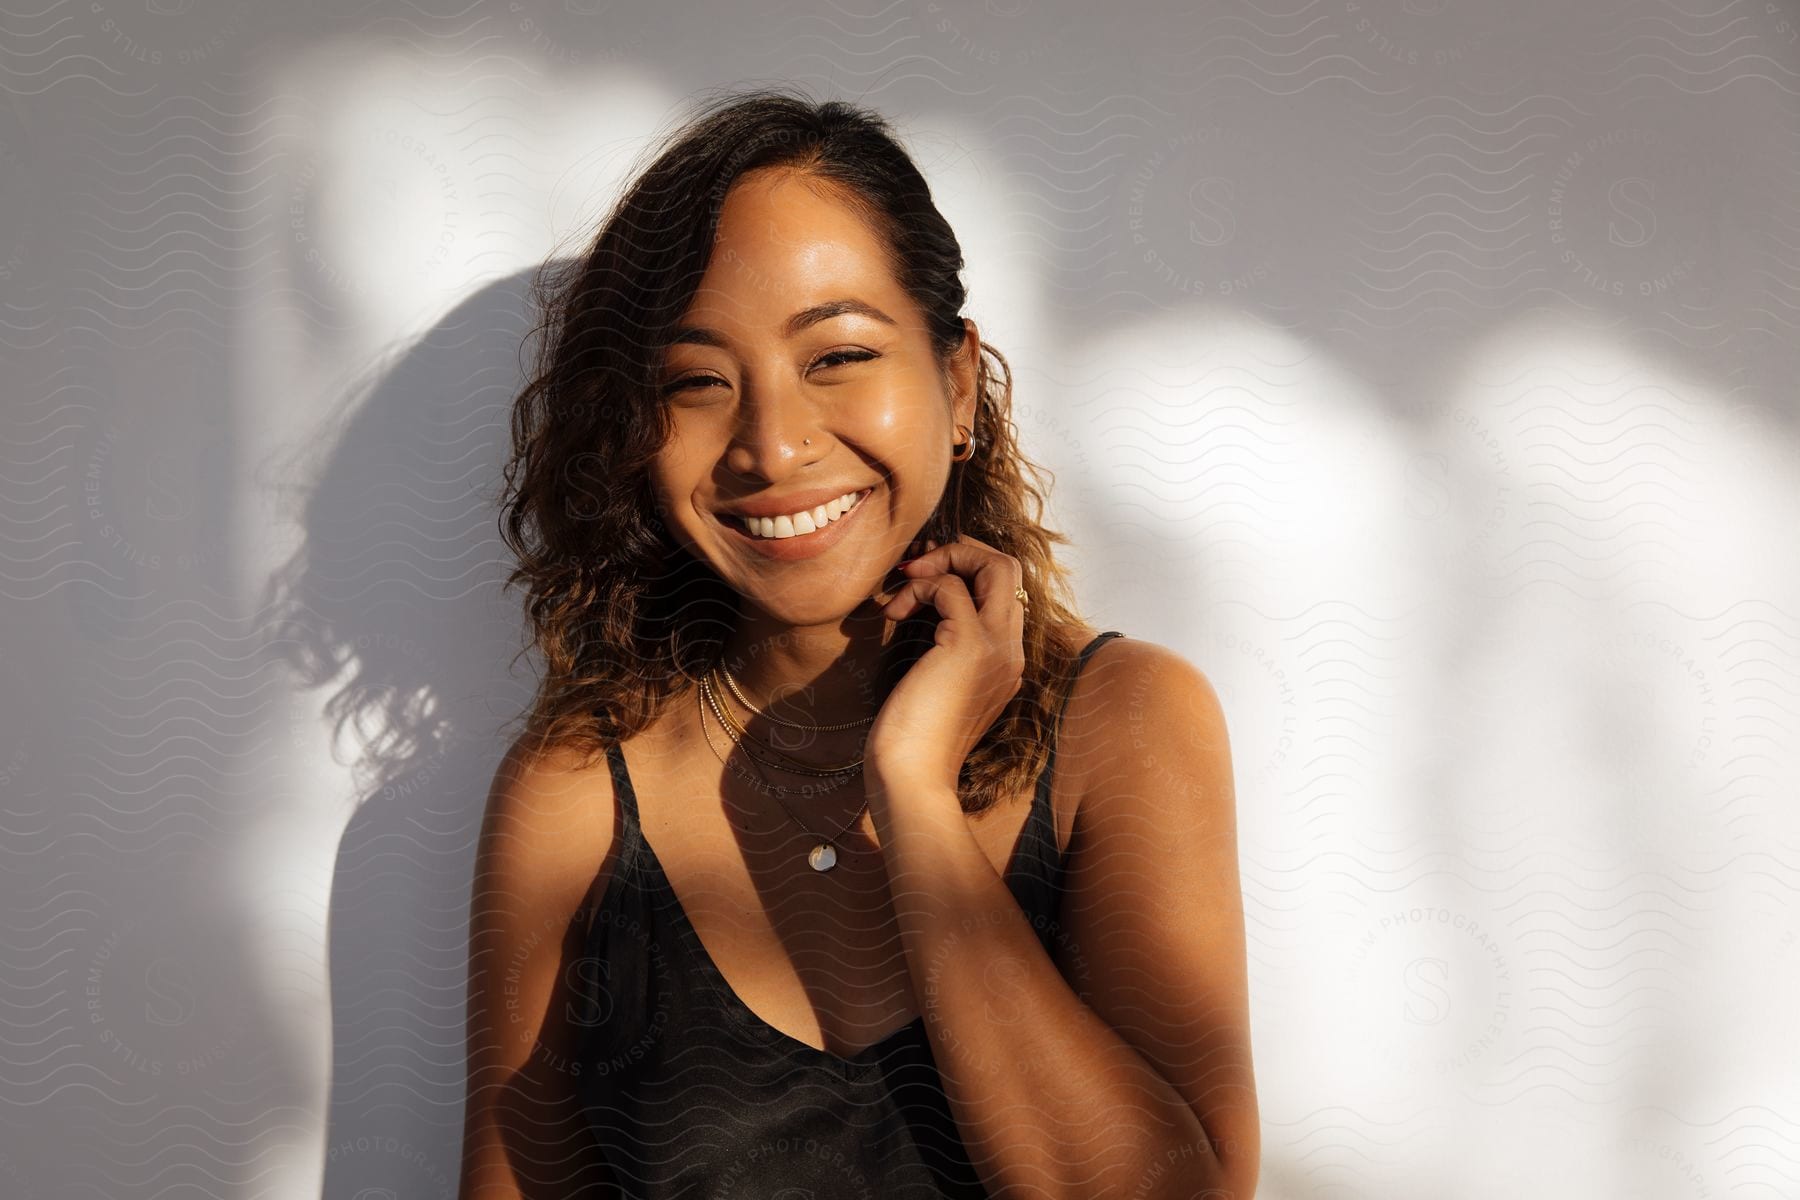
717, 663, 877, 732
702, 667, 866, 776
694, 683, 868, 872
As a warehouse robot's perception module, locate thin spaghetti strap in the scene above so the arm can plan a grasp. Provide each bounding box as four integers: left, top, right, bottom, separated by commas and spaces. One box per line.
1008, 629, 1128, 882
1034, 630, 1126, 800
1062, 630, 1124, 719
604, 741, 642, 831
577, 742, 648, 949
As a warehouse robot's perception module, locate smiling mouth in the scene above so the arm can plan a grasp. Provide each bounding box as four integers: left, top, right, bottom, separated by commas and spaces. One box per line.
720, 488, 872, 540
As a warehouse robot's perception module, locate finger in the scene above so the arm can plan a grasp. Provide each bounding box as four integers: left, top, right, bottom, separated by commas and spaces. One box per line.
947, 533, 1020, 625
901, 538, 1022, 614
950, 532, 998, 554
882, 571, 979, 625
878, 532, 941, 588
902, 540, 1023, 644
951, 536, 1027, 638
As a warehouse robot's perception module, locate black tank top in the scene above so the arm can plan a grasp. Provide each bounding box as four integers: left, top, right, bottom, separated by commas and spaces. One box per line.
574, 630, 1125, 1198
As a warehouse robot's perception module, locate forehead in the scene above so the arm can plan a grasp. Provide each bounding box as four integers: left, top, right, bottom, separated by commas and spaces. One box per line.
674, 170, 913, 334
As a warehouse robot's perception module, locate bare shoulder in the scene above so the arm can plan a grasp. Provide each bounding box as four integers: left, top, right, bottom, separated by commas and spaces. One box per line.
1055, 634, 1231, 814
467, 728, 622, 1066
1077, 635, 1223, 722
463, 730, 623, 1188
476, 729, 620, 918
486, 729, 616, 823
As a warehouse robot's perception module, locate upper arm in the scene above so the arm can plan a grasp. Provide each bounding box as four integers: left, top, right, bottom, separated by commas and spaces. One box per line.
1053, 639, 1260, 1191
460, 733, 620, 1198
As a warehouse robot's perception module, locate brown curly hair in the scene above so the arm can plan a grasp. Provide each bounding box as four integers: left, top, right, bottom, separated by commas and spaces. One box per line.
496, 85, 1094, 815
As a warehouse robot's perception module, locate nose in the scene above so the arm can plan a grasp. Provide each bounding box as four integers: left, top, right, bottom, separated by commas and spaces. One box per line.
722, 373, 823, 483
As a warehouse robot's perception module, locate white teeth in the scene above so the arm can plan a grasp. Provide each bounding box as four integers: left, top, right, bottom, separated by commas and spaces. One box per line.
734, 489, 866, 540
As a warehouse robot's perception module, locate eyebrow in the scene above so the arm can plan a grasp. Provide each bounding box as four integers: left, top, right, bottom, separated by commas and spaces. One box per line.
664, 298, 897, 350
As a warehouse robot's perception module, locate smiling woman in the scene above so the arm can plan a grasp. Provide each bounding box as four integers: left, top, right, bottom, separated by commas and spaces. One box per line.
460, 86, 1259, 1198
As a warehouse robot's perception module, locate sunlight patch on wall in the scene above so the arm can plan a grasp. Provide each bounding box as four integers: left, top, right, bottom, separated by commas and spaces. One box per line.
1426, 308, 1800, 864
1429, 307, 1799, 607
261, 42, 674, 339
900, 112, 1047, 377
1051, 304, 1429, 616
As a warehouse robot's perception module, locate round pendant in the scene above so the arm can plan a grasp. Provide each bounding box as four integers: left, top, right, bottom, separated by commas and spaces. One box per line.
808, 843, 837, 872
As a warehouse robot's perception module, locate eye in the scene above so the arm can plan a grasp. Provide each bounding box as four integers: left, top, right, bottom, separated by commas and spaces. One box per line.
810, 348, 879, 371
661, 374, 724, 396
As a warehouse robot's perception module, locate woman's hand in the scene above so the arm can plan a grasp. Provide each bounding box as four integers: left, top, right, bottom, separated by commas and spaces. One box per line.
864, 534, 1028, 795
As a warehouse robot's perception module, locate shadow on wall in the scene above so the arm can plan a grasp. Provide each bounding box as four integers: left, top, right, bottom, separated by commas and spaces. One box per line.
258, 267, 552, 1198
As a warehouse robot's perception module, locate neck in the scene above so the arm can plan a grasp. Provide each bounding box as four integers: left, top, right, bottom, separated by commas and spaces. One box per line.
717, 602, 896, 725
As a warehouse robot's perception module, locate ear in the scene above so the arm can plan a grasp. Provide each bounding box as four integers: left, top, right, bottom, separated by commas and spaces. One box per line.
947, 317, 981, 433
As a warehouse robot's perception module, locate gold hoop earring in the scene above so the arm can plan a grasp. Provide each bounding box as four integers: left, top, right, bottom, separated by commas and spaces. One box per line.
950, 423, 975, 463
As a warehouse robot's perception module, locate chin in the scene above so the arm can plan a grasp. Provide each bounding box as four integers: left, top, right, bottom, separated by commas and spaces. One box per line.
726, 574, 885, 629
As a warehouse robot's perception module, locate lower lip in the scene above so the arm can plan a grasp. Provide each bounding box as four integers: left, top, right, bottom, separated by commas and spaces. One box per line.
718, 490, 873, 562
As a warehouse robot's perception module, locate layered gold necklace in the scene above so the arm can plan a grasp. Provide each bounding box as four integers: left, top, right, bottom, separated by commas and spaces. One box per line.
695, 662, 878, 872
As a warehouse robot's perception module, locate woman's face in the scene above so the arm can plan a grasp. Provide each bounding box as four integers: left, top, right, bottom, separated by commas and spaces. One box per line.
648, 167, 979, 629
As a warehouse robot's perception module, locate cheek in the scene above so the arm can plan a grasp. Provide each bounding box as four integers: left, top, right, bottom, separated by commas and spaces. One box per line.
897, 418, 953, 485
854, 384, 950, 457
641, 466, 693, 537
647, 436, 701, 509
